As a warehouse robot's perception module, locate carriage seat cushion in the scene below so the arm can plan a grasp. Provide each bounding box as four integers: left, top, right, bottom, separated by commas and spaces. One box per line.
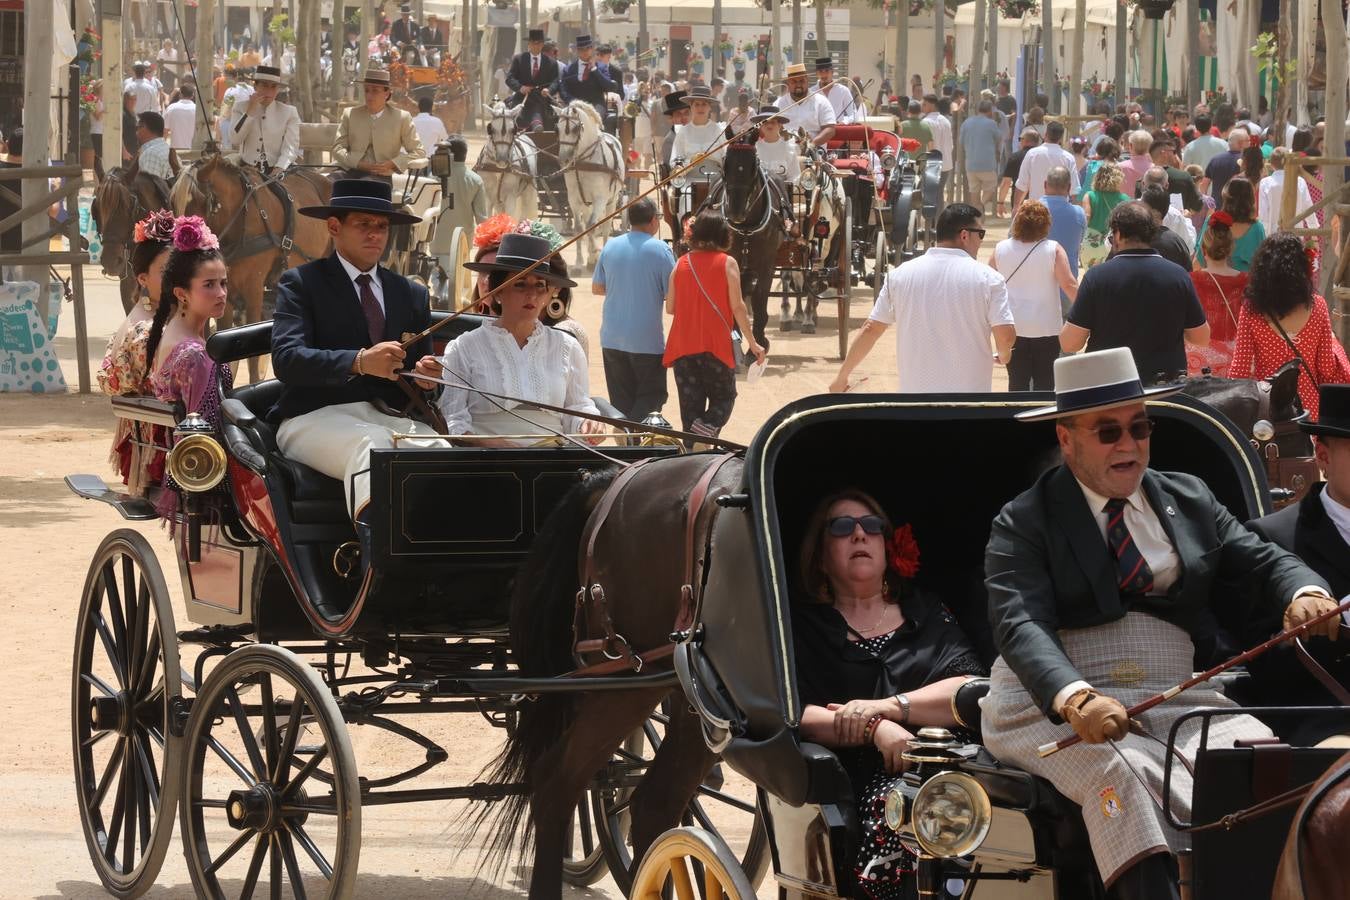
825, 125, 900, 156
830, 158, 875, 177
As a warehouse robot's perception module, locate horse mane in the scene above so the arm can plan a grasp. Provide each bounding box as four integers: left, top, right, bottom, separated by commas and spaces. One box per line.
564, 100, 603, 131
169, 163, 200, 216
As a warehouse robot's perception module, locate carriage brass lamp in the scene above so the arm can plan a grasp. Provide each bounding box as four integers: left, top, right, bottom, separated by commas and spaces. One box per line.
429, 140, 453, 178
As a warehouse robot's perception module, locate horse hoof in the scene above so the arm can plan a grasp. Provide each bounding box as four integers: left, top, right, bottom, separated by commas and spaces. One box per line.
802, 321, 816, 334
780, 319, 793, 331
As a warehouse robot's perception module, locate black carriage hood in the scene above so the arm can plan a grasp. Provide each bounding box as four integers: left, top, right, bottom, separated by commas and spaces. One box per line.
693, 392, 1270, 807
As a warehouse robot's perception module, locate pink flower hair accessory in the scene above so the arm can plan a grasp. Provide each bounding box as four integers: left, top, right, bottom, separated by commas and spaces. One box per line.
134, 209, 175, 244
171, 215, 220, 252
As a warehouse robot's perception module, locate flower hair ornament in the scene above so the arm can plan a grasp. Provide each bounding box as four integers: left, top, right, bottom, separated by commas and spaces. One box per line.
133, 209, 175, 244
1208, 211, 1234, 230
474, 213, 518, 249
171, 215, 220, 252
887, 523, 921, 579
515, 218, 564, 251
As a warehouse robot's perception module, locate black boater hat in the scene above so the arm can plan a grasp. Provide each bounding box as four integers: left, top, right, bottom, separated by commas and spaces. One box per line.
815, 56, 833, 69
528, 28, 546, 42
299, 178, 422, 225
462, 233, 577, 287
1302, 384, 1350, 440
662, 90, 689, 115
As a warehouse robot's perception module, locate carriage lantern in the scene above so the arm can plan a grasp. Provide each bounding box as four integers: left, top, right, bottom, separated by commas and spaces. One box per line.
880, 150, 898, 171
429, 140, 454, 178
167, 412, 227, 563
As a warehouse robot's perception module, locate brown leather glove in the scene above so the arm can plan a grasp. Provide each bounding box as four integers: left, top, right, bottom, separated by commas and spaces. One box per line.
1061, 688, 1129, 744
1283, 593, 1343, 641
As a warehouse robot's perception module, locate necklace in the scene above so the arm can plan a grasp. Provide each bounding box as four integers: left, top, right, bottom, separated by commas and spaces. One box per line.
840, 593, 891, 634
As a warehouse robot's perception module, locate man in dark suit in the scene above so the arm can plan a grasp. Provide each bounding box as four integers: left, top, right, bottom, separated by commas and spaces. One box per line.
559, 34, 620, 120
980, 348, 1338, 900
390, 4, 419, 48
506, 29, 560, 131
271, 179, 444, 539
1246, 383, 1350, 744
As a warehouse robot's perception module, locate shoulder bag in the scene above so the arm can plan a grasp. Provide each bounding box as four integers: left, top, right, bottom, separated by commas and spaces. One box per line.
1204, 270, 1239, 332
1001, 239, 1046, 284
685, 253, 747, 370
1262, 312, 1322, 508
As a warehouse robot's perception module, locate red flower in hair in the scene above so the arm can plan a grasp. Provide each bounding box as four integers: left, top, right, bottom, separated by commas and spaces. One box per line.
473, 213, 518, 249
1208, 211, 1233, 229
887, 523, 921, 579
1306, 245, 1319, 274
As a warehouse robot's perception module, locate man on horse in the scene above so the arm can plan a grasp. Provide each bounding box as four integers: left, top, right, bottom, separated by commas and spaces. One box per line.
270, 179, 443, 572
506, 29, 560, 132
231, 65, 300, 174
981, 348, 1340, 900
332, 69, 428, 183
775, 62, 836, 146
560, 35, 620, 123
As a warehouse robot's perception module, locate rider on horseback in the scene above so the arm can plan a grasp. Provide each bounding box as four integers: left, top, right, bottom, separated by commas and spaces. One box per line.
231, 65, 301, 175
506, 29, 560, 132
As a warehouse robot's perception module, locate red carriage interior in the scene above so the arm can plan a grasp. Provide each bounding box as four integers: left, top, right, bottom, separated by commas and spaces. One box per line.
823, 126, 902, 198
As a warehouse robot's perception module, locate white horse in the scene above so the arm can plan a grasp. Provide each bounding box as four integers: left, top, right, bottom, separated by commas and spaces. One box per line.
475, 102, 540, 220
556, 101, 625, 269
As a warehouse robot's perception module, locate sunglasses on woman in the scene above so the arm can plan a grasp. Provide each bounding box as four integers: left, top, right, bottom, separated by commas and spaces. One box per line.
827, 514, 886, 537
1078, 418, 1155, 445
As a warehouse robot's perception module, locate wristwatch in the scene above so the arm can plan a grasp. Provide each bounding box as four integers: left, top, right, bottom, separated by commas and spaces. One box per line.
894, 693, 911, 724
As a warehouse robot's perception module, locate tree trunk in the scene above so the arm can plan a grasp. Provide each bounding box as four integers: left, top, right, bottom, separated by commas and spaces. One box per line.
895, 0, 907, 104
1274, 0, 1292, 147
971, 0, 986, 94
638, 0, 649, 63
1320, 0, 1346, 325
196, 0, 216, 144
1070, 0, 1084, 118
815, 0, 827, 62
294, 0, 314, 121
358, 0, 373, 78
934, 0, 944, 87
1114, 0, 1126, 113
714, 0, 724, 80
1186, 0, 1201, 113
792, 0, 802, 70
1040, 0, 1054, 112
771, 0, 782, 89
986, 0, 997, 89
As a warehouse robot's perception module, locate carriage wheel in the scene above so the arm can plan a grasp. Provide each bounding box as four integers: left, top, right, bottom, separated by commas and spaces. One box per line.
873, 231, 889, 295
631, 827, 756, 900
562, 795, 609, 885
837, 199, 852, 361
447, 226, 475, 311
72, 529, 183, 898
906, 207, 921, 259
592, 705, 769, 895
180, 644, 361, 899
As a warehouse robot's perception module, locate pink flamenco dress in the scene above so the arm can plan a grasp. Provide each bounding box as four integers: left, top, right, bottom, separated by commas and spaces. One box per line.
97, 319, 167, 496
147, 338, 234, 521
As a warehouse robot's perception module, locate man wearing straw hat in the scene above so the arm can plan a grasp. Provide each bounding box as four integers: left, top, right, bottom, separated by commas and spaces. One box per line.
775, 63, 836, 146
981, 347, 1338, 900
332, 68, 428, 182
231, 64, 301, 173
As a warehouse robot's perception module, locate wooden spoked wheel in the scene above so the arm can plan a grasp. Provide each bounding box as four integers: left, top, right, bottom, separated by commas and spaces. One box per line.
72, 529, 183, 898
630, 826, 756, 900
562, 794, 608, 885
837, 198, 853, 360
873, 230, 889, 294
447, 226, 475, 311
180, 644, 361, 899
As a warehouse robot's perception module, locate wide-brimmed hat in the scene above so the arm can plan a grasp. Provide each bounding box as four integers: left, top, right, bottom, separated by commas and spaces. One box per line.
814, 56, 833, 70
250, 65, 284, 84
299, 178, 422, 224
1302, 385, 1350, 439
1016, 348, 1183, 422
528, 28, 546, 42
686, 84, 718, 106
750, 104, 788, 124
662, 90, 689, 115
400, 3, 412, 12
783, 63, 808, 79
361, 68, 392, 88
463, 233, 577, 287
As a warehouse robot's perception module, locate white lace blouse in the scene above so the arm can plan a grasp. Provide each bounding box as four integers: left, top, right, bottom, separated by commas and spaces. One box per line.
435, 321, 600, 442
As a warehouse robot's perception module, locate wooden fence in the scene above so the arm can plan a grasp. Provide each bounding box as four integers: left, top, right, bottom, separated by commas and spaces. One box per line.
1280, 155, 1350, 345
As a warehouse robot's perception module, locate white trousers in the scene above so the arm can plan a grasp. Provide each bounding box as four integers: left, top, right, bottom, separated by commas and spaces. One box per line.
276, 401, 447, 519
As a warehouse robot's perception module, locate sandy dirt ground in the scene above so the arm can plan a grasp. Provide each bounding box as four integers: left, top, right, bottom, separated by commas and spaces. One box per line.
0, 179, 1011, 898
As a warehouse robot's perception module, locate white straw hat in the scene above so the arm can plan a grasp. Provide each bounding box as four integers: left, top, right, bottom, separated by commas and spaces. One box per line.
1016, 348, 1183, 422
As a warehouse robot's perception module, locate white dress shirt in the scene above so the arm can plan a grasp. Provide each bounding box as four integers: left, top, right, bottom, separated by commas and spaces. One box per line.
671, 120, 727, 170
867, 246, 1014, 392
1321, 487, 1350, 549
123, 77, 161, 115
336, 252, 384, 313
435, 321, 600, 441
813, 80, 856, 124
1015, 142, 1081, 200
412, 112, 449, 154
755, 137, 800, 182
776, 91, 836, 139
137, 137, 174, 180
1257, 170, 1313, 236
163, 99, 197, 150
923, 111, 954, 173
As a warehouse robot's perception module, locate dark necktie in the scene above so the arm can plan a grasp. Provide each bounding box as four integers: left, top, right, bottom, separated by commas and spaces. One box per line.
582, 62, 589, 81
355, 273, 384, 345
532, 57, 539, 79
1103, 498, 1155, 595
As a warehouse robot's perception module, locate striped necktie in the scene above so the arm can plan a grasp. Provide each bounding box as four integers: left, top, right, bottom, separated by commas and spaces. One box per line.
1103, 497, 1154, 595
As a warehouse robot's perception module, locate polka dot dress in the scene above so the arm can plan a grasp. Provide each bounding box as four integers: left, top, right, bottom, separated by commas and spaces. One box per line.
1229, 294, 1350, 419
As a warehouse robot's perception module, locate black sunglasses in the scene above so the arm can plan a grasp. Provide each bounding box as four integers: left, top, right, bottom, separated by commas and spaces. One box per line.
963, 227, 987, 238
827, 515, 886, 537
1078, 418, 1155, 445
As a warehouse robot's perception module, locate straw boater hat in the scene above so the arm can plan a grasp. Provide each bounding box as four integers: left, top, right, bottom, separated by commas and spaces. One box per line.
249, 64, 284, 85
463, 233, 577, 287
1302, 385, 1350, 440
298, 179, 422, 225
783, 63, 808, 79
750, 104, 788, 124
1015, 348, 1183, 422
361, 68, 392, 88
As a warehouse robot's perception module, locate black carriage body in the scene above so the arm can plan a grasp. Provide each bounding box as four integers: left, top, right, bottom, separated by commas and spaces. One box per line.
686, 394, 1289, 898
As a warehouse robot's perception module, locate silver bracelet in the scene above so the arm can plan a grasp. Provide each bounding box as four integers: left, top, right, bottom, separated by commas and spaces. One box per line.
894, 692, 910, 724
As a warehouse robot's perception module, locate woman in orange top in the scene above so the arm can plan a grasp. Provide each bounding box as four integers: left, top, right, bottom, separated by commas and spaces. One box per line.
663, 211, 765, 444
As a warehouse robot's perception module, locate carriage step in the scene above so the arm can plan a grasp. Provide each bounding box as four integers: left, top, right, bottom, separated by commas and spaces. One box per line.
65, 474, 158, 520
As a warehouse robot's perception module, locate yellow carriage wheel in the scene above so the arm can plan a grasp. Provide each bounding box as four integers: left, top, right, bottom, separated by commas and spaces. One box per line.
448, 226, 475, 311
630, 826, 756, 900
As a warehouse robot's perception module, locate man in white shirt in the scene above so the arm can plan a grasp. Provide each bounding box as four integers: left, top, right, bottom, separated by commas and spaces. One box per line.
811, 57, 856, 125
162, 82, 198, 151
218, 69, 255, 151
775, 63, 836, 146
830, 203, 1015, 393
123, 62, 164, 115
1257, 147, 1314, 235
922, 93, 954, 211
232, 65, 301, 172
1139, 166, 1197, 245
1015, 119, 1080, 207
411, 96, 449, 156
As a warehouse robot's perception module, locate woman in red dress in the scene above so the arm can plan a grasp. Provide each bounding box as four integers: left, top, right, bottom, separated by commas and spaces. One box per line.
1230, 233, 1350, 419
1186, 211, 1246, 376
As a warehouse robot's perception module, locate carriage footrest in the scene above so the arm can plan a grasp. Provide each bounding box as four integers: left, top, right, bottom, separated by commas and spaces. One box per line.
65, 474, 158, 520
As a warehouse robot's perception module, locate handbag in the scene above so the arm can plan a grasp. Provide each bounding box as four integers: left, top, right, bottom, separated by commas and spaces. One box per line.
685, 253, 747, 371
1261, 314, 1322, 507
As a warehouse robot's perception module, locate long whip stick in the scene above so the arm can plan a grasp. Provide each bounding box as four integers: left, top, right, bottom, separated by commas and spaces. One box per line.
398, 86, 821, 351
1036, 597, 1350, 758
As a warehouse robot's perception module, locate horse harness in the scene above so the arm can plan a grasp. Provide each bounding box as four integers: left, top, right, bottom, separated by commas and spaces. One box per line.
558, 125, 623, 207
570, 453, 740, 677
474, 128, 533, 211
198, 163, 321, 294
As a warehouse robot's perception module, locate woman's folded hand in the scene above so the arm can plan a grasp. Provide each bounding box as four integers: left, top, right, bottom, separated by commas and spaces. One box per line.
873, 720, 914, 774
828, 699, 895, 745
578, 417, 606, 445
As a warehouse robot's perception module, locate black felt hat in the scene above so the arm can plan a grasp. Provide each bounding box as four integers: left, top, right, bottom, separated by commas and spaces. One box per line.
462, 233, 576, 287
575, 34, 593, 49
662, 90, 689, 115
299, 178, 422, 224
1302, 385, 1350, 439
815, 56, 833, 69
528, 28, 546, 42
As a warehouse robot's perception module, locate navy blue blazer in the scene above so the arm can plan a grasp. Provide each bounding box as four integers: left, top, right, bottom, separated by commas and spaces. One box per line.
559, 59, 619, 112
268, 253, 433, 423
985, 466, 1328, 716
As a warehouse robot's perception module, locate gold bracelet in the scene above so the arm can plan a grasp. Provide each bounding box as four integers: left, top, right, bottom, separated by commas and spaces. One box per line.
356, 348, 365, 376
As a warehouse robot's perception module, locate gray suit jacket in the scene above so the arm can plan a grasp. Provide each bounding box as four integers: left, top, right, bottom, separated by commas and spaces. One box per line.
986, 466, 1327, 715
332, 105, 428, 173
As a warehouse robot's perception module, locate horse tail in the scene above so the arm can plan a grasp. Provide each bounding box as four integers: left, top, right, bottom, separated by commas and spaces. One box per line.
467, 464, 621, 872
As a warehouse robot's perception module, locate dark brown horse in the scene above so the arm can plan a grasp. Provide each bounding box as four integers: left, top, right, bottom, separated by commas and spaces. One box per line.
1272, 748, 1350, 900
475, 452, 743, 899
170, 153, 332, 379
710, 142, 786, 353
91, 166, 173, 312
